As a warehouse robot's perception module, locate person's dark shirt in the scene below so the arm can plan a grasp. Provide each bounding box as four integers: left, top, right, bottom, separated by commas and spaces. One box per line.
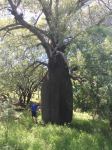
31, 103, 38, 112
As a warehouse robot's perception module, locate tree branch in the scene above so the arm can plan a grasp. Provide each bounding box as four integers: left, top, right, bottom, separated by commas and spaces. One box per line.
75, 0, 91, 12
8, 0, 52, 58
25, 60, 48, 72
0, 23, 25, 39
97, 11, 112, 25
30, 60, 48, 67
99, 0, 112, 11
33, 11, 43, 26
0, 23, 23, 31
32, 72, 48, 90
15, 0, 21, 8
70, 74, 86, 83
38, 0, 58, 47
49, 0, 52, 9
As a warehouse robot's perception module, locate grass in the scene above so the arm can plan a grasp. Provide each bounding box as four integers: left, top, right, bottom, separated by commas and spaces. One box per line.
0, 111, 112, 150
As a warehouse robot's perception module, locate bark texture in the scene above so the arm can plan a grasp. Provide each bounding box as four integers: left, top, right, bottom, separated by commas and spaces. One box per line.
41, 52, 73, 124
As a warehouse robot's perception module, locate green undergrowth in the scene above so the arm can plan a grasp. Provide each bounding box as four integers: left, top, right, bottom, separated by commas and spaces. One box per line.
0, 111, 112, 150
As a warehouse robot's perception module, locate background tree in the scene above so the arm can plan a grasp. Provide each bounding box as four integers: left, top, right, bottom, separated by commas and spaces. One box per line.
69, 26, 112, 126
0, 26, 47, 104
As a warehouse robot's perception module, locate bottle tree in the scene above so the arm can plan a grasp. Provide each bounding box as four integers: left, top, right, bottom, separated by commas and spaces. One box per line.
0, 0, 112, 124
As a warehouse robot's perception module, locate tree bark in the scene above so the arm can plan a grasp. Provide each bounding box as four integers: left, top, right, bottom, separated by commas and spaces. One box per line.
27, 92, 32, 104
41, 52, 73, 124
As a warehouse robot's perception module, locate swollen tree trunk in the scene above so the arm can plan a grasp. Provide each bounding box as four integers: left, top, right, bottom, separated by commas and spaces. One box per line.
41, 52, 73, 124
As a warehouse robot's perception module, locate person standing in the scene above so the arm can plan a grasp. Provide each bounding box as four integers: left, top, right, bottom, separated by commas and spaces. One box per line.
30, 102, 39, 124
